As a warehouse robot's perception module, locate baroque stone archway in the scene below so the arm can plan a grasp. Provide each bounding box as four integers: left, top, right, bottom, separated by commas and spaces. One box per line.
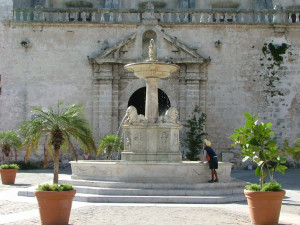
88, 26, 210, 137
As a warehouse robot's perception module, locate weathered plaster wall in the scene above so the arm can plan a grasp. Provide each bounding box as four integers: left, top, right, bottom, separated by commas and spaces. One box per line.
0, 0, 13, 23
162, 24, 300, 163
11, 0, 283, 9
0, 23, 138, 131
0, 2, 299, 165
275, 0, 300, 9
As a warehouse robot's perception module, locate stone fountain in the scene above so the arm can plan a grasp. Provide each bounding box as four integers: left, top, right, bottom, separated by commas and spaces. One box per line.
121, 39, 182, 163
70, 40, 233, 184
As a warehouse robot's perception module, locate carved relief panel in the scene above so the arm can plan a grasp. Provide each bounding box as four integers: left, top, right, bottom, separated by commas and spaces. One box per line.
158, 129, 170, 152
170, 129, 180, 152
131, 129, 146, 152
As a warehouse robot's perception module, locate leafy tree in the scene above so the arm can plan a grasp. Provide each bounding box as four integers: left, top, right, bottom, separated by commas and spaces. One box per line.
0, 130, 22, 164
230, 112, 288, 189
184, 106, 206, 161
283, 136, 300, 168
20, 101, 97, 184
98, 134, 123, 160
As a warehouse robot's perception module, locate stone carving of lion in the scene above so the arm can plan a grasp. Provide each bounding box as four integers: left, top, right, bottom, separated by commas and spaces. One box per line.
124, 106, 146, 125
159, 107, 179, 124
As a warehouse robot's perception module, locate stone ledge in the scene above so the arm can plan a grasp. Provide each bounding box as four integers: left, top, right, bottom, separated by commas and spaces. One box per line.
70, 160, 232, 183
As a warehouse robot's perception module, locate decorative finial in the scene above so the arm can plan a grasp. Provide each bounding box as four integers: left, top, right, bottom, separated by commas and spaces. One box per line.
149, 39, 155, 61
146, 2, 154, 10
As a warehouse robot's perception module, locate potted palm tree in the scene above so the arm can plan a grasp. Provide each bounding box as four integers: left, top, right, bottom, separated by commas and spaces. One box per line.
98, 134, 123, 160
0, 130, 22, 184
230, 112, 288, 225
20, 101, 96, 225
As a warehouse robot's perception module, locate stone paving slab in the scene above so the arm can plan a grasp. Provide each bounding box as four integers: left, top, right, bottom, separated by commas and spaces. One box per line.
0, 169, 299, 225
4, 204, 253, 225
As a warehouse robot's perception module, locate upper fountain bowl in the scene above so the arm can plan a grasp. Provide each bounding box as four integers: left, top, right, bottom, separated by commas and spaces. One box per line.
124, 62, 180, 79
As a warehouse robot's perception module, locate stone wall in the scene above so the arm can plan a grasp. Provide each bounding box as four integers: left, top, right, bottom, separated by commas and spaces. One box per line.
0, 0, 13, 22
1, 2, 300, 165
13, 0, 300, 10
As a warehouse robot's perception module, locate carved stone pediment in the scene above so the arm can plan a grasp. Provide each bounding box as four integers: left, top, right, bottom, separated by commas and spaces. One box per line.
88, 26, 209, 67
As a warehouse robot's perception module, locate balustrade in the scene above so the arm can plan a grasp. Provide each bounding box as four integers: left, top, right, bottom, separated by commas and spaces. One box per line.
12, 8, 300, 25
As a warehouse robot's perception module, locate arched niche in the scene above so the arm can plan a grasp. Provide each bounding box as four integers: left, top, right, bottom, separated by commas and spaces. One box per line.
142, 30, 157, 59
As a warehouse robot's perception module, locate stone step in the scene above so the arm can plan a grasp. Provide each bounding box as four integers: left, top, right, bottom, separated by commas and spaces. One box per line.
58, 178, 246, 203
59, 178, 246, 190
74, 185, 244, 196
18, 178, 247, 204
73, 193, 246, 204
18, 188, 246, 204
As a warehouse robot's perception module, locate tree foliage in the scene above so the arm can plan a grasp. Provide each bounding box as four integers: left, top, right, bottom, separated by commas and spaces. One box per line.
283, 136, 300, 168
98, 134, 123, 160
230, 112, 288, 189
184, 106, 206, 161
0, 130, 22, 164
20, 101, 96, 184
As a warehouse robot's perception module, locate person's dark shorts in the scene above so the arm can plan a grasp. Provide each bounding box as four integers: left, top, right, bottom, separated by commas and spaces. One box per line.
209, 157, 218, 169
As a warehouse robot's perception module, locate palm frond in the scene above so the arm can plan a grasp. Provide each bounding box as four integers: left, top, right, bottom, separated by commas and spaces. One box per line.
20, 101, 96, 184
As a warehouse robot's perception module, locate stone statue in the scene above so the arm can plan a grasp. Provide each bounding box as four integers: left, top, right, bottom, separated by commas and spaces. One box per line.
146, 2, 154, 10
124, 106, 146, 125
149, 39, 156, 61
159, 107, 179, 124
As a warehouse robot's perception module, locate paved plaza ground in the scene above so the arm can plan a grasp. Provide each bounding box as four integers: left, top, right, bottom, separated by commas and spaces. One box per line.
0, 168, 299, 225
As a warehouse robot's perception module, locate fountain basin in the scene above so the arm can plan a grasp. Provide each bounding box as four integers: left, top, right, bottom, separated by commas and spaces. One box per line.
70, 160, 233, 183
124, 62, 180, 79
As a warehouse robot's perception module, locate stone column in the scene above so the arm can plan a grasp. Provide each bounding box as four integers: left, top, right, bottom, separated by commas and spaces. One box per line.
145, 78, 159, 121
111, 64, 120, 134
92, 81, 100, 136
98, 78, 113, 136
178, 64, 187, 122
185, 80, 200, 117
92, 63, 114, 137
185, 64, 200, 116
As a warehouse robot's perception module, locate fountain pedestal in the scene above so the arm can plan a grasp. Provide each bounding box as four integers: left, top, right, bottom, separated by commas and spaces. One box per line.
122, 40, 181, 162
121, 124, 182, 162
145, 78, 159, 121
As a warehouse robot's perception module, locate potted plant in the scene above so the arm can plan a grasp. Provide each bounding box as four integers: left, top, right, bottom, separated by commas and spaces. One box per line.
0, 163, 20, 184
0, 130, 22, 184
20, 101, 97, 225
34, 183, 76, 225
230, 112, 288, 225
98, 134, 123, 160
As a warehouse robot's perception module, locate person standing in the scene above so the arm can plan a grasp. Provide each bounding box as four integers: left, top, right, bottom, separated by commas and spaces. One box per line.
202, 139, 219, 183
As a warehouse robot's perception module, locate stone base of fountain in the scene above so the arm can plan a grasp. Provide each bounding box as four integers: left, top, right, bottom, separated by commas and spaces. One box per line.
70, 160, 233, 183
59, 160, 246, 204
121, 152, 182, 162
121, 123, 182, 162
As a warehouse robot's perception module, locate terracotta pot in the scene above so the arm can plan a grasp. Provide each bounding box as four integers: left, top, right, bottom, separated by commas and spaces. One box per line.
34, 190, 76, 225
0, 169, 18, 184
244, 189, 286, 225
